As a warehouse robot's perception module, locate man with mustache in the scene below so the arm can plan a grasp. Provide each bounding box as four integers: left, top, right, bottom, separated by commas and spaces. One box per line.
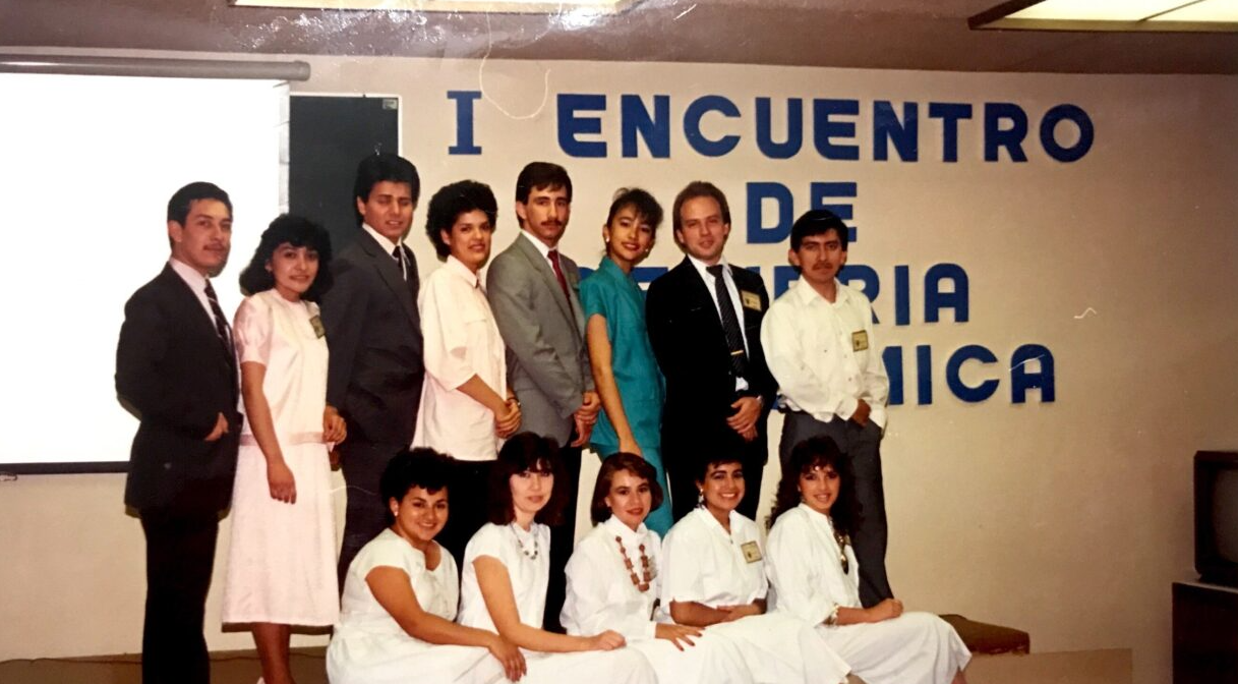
485, 161, 600, 632
646, 181, 777, 522
759, 208, 894, 608
116, 181, 241, 684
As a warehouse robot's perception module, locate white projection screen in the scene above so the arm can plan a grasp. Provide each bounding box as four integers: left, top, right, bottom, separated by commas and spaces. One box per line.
0, 73, 286, 471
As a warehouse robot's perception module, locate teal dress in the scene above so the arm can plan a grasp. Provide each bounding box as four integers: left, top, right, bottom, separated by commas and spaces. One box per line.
579, 256, 673, 535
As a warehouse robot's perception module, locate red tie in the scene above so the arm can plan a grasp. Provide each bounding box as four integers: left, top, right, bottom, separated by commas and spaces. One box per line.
548, 249, 571, 305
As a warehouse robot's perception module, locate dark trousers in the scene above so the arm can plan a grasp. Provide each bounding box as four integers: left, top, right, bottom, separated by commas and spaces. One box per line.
338, 441, 403, 588
665, 426, 766, 522
139, 509, 219, 684
437, 459, 496, 573
780, 411, 894, 607
542, 440, 582, 633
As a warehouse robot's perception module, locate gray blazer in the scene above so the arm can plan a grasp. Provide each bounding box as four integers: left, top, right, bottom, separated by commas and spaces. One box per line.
486, 233, 593, 446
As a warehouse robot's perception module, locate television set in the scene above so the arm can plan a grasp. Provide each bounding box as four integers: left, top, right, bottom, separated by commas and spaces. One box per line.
1196, 451, 1238, 587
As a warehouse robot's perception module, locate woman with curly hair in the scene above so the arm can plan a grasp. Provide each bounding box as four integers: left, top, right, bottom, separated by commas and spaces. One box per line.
766, 436, 970, 684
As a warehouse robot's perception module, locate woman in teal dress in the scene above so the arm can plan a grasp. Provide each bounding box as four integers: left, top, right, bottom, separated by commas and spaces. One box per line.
579, 188, 674, 535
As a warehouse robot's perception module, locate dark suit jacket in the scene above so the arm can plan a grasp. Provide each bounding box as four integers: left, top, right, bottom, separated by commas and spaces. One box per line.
646, 257, 777, 459
486, 234, 592, 447
116, 265, 240, 515
320, 234, 424, 446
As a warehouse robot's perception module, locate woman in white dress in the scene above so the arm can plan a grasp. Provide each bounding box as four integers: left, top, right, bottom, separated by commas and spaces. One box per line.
766, 436, 971, 684
562, 453, 755, 684
414, 180, 521, 570
327, 449, 525, 684
222, 215, 348, 684
660, 452, 851, 684
457, 433, 657, 684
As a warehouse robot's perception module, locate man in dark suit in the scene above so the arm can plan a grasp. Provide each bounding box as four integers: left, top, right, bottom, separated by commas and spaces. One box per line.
320, 153, 425, 583
646, 181, 777, 521
486, 162, 600, 631
116, 181, 241, 684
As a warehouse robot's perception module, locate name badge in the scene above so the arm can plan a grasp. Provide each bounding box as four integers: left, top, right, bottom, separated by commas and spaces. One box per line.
851, 330, 868, 352
740, 541, 762, 563
741, 290, 762, 311
310, 315, 326, 339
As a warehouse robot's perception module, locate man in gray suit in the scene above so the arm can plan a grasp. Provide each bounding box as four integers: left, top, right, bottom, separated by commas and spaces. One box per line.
320, 153, 425, 585
486, 161, 600, 631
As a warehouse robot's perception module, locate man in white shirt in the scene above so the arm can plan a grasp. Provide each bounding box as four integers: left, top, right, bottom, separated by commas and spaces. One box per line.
320, 153, 426, 585
485, 161, 601, 632
760, 208, 894, 607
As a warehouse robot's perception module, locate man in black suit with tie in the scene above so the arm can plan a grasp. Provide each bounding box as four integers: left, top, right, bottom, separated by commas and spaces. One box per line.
116, 181, 241, 684
646, 181, 777, 521
320, 153, 425, 582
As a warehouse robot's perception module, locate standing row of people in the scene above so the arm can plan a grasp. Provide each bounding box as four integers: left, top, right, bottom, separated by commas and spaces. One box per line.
116, 152, 910, 684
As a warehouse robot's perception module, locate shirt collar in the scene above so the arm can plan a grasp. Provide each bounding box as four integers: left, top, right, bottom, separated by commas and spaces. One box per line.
362, 222, 401, 255
687, 254, 729, 284
602, 514, 648, 544
168, 257, 208, 293
598, 255, 631, 281
792, 277, 847, 306
444, 254, 480, 288
520, 229, 555, 260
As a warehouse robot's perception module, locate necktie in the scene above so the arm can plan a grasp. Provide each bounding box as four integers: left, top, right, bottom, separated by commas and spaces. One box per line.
548, 249, 572, 305
706, 264, 748, 380
391, 245, 407, 281
203, 280, 234, 357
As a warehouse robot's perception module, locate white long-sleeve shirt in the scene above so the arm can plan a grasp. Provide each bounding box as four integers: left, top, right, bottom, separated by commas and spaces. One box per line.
760, 279, 889, 428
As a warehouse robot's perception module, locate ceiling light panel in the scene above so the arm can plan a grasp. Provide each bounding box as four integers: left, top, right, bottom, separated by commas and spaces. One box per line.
1007, 0, 1189, 22
1149, 0, 1238, 22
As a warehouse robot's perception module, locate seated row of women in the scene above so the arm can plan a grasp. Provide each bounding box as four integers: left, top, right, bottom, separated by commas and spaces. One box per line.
326, 433, 971, 684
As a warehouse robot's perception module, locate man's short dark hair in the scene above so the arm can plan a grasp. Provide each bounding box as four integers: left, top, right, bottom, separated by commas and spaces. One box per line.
425, 180, 498, 261
606, 188, 664, 237
671, 181, 730, 234
167, 182, 231, 225
238, 214, 335, 302
790, 209, 850, 252
353, 153, 420, 224
515, 162, 573, 205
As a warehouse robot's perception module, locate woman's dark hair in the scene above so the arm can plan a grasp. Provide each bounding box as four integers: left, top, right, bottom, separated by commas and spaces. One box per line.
487, 432, 569, 526
605, 187, 664, 238
424, 180, 498, 260
379, 448, 453, 524
589, 452, 665, 525
692, 447, 746, 486
238, 214, 334, 301
768, 436, 858, 536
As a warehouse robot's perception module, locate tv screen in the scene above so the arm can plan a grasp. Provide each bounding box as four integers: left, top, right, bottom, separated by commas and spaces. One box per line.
1196, 451, 1238, 587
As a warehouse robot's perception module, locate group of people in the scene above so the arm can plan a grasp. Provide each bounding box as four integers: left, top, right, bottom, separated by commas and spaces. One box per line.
115, 153, 970, 684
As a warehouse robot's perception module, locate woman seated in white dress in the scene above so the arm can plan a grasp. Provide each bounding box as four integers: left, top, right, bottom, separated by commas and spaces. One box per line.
561, 452, 755, 684
660, 451, 851, 684
457, 433, 657, 684
766, 436, 971, 684
327, 449, 525, 684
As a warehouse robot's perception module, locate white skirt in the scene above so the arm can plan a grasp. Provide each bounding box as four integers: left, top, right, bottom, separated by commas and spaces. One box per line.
221, 441, 338, 625
707, 612, 851, 684
817, 612, 971, 684
629, 631, 755, 684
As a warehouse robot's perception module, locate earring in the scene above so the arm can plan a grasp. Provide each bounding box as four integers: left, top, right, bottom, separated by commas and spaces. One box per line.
696, 490, 705, 507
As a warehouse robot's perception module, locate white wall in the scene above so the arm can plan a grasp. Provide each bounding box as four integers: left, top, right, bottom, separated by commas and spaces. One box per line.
2, 56, 1236, 684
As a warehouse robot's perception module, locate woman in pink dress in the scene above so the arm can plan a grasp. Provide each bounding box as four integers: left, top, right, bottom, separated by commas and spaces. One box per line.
222, 215, 348, 684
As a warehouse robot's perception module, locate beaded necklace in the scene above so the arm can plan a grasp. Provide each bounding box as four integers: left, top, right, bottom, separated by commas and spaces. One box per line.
614, 535, 654, 592
511, 523, 540, 560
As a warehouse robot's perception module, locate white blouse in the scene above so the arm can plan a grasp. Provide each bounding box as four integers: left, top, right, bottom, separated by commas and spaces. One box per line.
458, 522, 551, 631
765, 504, 861, 625
334, 529, 460, 641
413, 256, 507, 461
660, 508, 768, 609
562, 516, 665, 641
234, 290, 328, 444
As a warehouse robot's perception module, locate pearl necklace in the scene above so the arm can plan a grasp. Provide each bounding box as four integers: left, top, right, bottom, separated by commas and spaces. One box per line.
511, 523, 539, 560
615, 535, 654, 592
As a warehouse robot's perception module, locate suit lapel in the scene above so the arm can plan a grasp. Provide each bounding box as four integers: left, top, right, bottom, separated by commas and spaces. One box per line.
159, 265, 234, 369
513, 235, 578, 333
676, 257, 727, 343
359, 235, 418, 326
